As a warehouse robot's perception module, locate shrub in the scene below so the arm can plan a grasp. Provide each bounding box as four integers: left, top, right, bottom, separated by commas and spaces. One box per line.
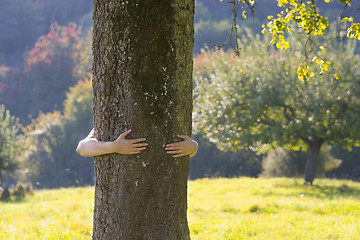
0, 187, 10, 201
261, 147, 342, 178
12, 182, 26, 199
24, 182, 34, 195
12, 182, 34, 200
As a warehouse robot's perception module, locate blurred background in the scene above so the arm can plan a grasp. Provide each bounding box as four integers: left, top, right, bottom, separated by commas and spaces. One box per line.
0, 0, 360, 190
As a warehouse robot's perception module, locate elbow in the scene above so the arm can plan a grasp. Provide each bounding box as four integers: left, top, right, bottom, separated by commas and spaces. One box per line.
76, 142, 83, 155
76, 141, 87, 156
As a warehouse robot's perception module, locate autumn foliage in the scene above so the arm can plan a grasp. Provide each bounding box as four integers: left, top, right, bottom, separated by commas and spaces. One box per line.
0, 23, 91, 124
26, 23, 80, 69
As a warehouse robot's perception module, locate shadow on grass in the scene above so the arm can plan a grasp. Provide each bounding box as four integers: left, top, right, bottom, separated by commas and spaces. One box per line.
254, 179, 360, 199
0, 196, 28, 203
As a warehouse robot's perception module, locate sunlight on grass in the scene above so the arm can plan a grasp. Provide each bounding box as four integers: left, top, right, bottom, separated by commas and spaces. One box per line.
0, 187, 94, 240
1, 178, 360, 239
188, 178, 360, 240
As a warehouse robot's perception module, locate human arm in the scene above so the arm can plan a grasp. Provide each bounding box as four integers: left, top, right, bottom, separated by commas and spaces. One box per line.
76, 129, 148, 157
165, 135, 198, 158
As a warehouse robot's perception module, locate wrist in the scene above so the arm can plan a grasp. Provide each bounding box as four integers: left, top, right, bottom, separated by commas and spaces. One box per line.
105, 141, 116, 154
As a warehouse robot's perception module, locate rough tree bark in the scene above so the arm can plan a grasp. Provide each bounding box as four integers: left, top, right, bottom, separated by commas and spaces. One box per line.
92, 0, 194, 239
303, 137, 324, 185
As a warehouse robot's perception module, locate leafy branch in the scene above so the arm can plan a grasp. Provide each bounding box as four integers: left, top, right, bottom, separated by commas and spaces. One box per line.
215, 0, 256, 55
219, 0, 360, 81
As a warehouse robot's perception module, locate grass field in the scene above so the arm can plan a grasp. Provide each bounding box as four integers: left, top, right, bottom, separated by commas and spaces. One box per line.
1, 177, 360, 239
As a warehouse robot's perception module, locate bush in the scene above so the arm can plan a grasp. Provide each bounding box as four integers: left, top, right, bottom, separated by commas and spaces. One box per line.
12, 183, 26, 199
261, 147, 342, 178
23, 79, 94, 188
0, 187, 10, 201
24, 182, 34, 195
189, 134, 262, 179
261, 149, 306, 178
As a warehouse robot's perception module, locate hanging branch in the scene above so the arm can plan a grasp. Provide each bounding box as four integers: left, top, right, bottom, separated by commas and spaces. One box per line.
215, 0, 256, 55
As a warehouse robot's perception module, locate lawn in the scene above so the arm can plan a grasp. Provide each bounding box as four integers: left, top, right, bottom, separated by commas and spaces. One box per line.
1, 177, 360, 239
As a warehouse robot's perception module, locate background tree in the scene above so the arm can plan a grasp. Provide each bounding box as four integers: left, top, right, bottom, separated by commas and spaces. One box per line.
25, 23, 81, 114
0, 66, 27, 121
190, 134, 262, 179
330, 147, 360, 180
1, 0, 360, 188
23, 79, 93, 188
193, 28, 360, 184
260, 147, 342, 178
221, 0, 360, 78
0, 105, 23, 188
0, 24, 91, 124
91, 0, 194, 239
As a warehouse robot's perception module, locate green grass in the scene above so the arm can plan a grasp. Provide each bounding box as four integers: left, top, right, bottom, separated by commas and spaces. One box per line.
1, 178, 360, 239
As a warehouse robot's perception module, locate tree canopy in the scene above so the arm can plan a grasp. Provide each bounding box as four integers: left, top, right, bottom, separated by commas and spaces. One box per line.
0, 105, 23, 187
193, 28, 360, 183
219, 0, 360, 79
23, 79, 93, 188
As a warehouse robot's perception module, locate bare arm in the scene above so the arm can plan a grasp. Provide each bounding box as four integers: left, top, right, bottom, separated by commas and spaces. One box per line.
165, 135, 198, 158
76, 129, 148, 157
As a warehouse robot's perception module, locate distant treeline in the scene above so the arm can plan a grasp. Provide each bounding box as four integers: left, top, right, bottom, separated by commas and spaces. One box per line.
0, 0, 359, 189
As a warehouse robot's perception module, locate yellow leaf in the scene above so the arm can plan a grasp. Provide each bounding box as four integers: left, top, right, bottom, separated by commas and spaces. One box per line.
297, 66, 303, 75
242, 10, 247, 19
277, 0, 288, 7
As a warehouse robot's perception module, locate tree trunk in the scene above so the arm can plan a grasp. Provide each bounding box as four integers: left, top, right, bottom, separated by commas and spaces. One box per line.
92, 0, 194, 239
304, 138, 324, 185
351, 148, 360, 181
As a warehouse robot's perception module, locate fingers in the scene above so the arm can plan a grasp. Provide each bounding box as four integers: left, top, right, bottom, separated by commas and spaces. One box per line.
133, 146, 147, 151
126, 146, 147, 155
119, 129, 132, 139
165, 142, 181, 149
129, 151, 141, 155
119, 130, 147, 144
166, 149, 186, 158
165, 145, 178, 150
173, 153, 186, 158
133, 143, 148, 148
165, 135, 190, 148
129, 138, 147, 144
177, 135, 190, 140
166, 150, 182, 154
166, 149, 187, 158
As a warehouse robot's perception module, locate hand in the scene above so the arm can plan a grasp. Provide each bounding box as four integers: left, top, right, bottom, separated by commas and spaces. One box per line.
165, 135, 198, 158
111, 129, 148, 155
